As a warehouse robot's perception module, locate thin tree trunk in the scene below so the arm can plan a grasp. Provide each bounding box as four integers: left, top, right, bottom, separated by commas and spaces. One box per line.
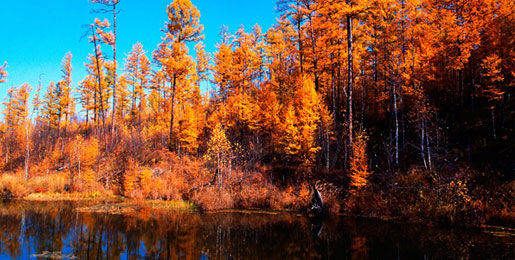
111, 2, 118, 138
393, 79, 399, 167
169, 75, 177, 151
326, 127, 330, 170
421, 118, 427, 169
491, 107, 496, 139
308, 13, 319, 91
296, 0, 303, 75
91, 27, 106, 140
346, 11, 354, 154
78, 152, 81, 180
24, 124, 30, 182
426, 124, 432, 170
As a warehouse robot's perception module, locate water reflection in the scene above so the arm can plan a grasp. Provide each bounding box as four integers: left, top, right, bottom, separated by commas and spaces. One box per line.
0, 201, 512, 259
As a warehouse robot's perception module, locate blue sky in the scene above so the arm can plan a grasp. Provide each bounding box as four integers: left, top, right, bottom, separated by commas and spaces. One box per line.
0, 0, 279, 103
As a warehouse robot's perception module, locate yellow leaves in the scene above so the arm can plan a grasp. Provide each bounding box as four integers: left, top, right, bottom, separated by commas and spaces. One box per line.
138, 168, 153, 195
166, 0, 204, 43
124, 42, 152, 122
479, 54, 505, 102
92, 18, 114, 45
81, 137, 100, 168
281, 105, 301, 156
277, 76, 323, 171
3, 83, 31, 129
349, 131, 370, 192
176, 103, 204, 154
94, 18, 110, 28
195, 41, 210, 83
205, 123, 232, 162
225, 92, 258, 131
482, 54, 504, 83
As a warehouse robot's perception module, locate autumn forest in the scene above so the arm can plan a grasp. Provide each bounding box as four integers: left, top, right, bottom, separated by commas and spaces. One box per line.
0, 0, 513, 226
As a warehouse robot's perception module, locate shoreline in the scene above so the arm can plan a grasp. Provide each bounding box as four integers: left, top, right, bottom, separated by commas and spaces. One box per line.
3, 192, 513, 232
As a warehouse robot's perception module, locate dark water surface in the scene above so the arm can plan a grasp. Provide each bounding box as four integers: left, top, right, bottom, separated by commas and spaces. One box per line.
0, 200, 512, 259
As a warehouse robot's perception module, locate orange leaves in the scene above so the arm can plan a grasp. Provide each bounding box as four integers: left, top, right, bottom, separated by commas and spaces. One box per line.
0, 62, 7, 83
349, 131, 370, 192
124, 42, 151, 121
481, 54, 504, 84
166, 0, 204, 43
94, 18, 110, 28
92, 18, 114, 45
277, 76, 322, 171
138, 168, 153, 196
479, 54, 505, 104
65, 135, 100, 183
3, 83, 31, 129
176, 102, 204, 154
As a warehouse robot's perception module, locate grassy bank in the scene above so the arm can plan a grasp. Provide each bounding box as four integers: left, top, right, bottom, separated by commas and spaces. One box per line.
1, 169, 513, 228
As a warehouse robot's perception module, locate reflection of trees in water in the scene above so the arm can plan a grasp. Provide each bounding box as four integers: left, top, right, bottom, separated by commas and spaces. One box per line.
0, 202, 513, 259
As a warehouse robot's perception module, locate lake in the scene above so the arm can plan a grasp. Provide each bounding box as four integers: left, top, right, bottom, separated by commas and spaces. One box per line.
0, 200, 512, 259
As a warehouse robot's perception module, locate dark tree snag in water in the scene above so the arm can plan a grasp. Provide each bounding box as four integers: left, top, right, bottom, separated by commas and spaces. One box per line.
308, 185, 325, 218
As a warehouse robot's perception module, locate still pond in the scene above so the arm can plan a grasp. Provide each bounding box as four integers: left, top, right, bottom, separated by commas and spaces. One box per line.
0, 200, 512, 259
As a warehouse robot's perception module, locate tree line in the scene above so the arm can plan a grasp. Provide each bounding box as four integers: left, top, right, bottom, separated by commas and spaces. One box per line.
0, 0, 513, 220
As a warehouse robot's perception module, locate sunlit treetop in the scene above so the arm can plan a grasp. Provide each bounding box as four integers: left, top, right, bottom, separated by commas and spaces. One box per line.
166, 0, 204, 43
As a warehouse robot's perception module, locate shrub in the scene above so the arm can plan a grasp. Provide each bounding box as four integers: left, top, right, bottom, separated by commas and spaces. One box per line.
0, 173, 28, 197
191, 186, 234, 210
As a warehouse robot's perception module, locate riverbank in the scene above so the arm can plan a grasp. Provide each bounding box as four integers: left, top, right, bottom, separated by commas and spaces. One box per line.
1, 169, 513, 229
1, 190, 514, 233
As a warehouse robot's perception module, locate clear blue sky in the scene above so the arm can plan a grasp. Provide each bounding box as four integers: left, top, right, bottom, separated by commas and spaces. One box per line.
0, 0, 278, 103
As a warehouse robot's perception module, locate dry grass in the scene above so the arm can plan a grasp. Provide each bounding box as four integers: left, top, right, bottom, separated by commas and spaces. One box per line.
0, 172, 114, 199
0, 173, 29, 197
191, 186, 235, 210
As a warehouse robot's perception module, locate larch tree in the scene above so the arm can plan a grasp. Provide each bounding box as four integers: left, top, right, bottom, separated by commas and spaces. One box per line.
77, 76, 96, 131
279, 76, 322, 172
264, 19, 298, 103
154, 0, 204, 151
194, 41, 210, 87
115, 73, 131, 122
42, 81, 61, 133
58, 53, 74, 136
88, 18, 111, 138
2, 83, 31, 177
90, 0, 120, 137
205, 123, 232, 187
124, 42, 151, 123
349, 131, 370, 192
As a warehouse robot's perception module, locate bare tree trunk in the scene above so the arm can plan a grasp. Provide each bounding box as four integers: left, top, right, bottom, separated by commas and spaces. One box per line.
78, 151, 81, 180
393, 80, 399, 167
426, 123, 432, 170
346, 11, 354, 154
169, 75, 177, 151
326, 127, 330, 170
491, 108, 496, 139
421, 118, 427, 169
296, 0, 303, 75
308, 13, 319, 91
24, 124, 30, 182
111, 2, 118, 138
91, 27, 106, 141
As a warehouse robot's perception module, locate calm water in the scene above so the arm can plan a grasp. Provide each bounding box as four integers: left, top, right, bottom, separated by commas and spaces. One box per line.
0, 200, 512, 259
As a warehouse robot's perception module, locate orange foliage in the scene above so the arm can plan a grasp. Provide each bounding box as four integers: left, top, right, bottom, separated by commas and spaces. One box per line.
0, 0, 512, 225
349, 131, 370, 192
